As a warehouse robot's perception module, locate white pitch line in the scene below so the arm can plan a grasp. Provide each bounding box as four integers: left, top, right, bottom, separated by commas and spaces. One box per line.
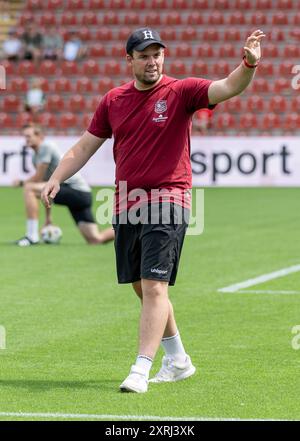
218, 264, 300, 293
0, 412, 291, 421
237, 290, 300, 295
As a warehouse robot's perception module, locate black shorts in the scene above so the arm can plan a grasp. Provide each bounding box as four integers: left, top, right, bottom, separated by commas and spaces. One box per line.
112, 203, 189, 286
53, 184, 95, 224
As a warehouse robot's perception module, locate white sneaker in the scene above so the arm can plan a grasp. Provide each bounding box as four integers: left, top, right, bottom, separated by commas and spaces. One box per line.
119, 365, 148, 393
149, 355, 196, 383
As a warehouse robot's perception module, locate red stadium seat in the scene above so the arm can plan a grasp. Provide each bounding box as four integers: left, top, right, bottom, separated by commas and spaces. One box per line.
19, 12, 34, 26
124, 12, 141, 25
272, 12, 288, 25
53, 77, 73, 93
39, 78, 50, 92
249, 12, 268, 25
277, 0, 293, 8
224, 30, 241, 41
88, 96, 102, 111
60, 113, 78, 130
213, 61, 230, 76
27, 0, 43, 8
197, 44, 215, 58
36, 112, 57, 128
151, 0, 168, 8
247, 95, 264, 112
284, 113, 300, 130
273, 78, 290, 94
214, 0, 229, 8
75, 77, 94, 93
240, 113, 258, 130
163, 12, 182, 25
283, 45, 300, 58
78, 28, 92, 41
104, 60, 122, 76
216, 113, 236, 130
82, 12, 98, 25
82, 114, 94, 128
19, 61, 36, 76
290, 29, 300, 40
111, 44, 126, 58
3, 96, 21, 112
223, 96, 243, 113
143, 12, 161, 26
38, 12, 56, 26
116, 27, 131, 41
169, 60, 187, 75
207, 11, 224, 25
192, 0, 209, 7
181, 28, 197, 41
66, 0, 85, 8
60, 12, 78, 26
263, 44, 279, 58
255, 0, 272, 8
234, 0, 251, 7
261, 113, 281, 130
251, 78, 270, 93
190, 61, 208, 76
202, 29, 219, 42
68, 95, 86, 112
103, 12, 120, 25
269, 95, 287, 113
278, 61, 294, 76
88, 0, 105, 7
48, 0, 64, 8
218, 44, 236, 58
160, 28, 177, 42
96, 78, 115, 94
256, 61, 274, 76
270, 30, 285, 41
129, 0, 146, 7
61, 61, 79, 75
40, 60, 57, 76
82, 59, 101, 76
293, 12, 300, 25
96, 27, 113, 41
175, 44, 193, 57
186, 12, 203, 25
108, 0, 126, 7
172, 0, 190, 8
90, 43, 107, 57
291, 96, 300, 112
227, 11, 246, 25
1, 60, 14, 75
0, 113, 14, 128
11, 77, 28, 93
46, 95, 65, 112
16, 112, 33, 128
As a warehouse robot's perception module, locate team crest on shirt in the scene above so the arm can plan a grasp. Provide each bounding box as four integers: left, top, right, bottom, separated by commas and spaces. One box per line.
154, 100, 167, 114
153, 100, 168, 123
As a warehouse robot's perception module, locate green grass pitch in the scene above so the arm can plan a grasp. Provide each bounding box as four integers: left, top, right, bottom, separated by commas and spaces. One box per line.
0, 187, 300, 421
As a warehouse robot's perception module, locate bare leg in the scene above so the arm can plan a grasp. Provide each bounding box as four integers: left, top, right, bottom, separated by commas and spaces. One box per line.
138, 279, 170, 359
132, 280, 177, 338
78, 222, 115, 244
23, 182, 42, 219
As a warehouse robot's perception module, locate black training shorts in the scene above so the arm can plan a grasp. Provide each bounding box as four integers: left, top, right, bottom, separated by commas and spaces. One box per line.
112, 203, 189, 286
53, 184, 95, 224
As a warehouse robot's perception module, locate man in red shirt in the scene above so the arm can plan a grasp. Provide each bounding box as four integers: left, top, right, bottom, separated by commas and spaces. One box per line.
42, 27, 265, 393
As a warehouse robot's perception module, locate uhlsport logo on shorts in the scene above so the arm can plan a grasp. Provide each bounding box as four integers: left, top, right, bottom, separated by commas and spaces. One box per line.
0, 64, 6, 90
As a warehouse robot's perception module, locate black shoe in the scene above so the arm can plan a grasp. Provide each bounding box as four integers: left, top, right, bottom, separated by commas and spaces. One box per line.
15, 236, 39, 247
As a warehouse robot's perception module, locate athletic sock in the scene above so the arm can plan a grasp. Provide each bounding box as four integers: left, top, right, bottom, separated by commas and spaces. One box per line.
161, 331, 187, 363
26, 219, 39, 243
135, 355, 153, 378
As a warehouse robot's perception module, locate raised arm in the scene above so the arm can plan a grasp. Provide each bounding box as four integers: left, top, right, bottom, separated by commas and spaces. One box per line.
41, 130, 106, 208
208, 29, 265, 105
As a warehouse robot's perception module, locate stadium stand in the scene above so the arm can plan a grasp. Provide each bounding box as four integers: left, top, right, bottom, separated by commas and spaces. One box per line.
0, 0, 299, 135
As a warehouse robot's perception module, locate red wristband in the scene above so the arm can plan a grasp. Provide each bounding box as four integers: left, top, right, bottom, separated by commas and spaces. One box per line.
243, 55, 259, 68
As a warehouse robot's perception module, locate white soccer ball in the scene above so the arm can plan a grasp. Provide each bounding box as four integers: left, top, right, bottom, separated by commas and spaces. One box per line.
41, 225, 62, 244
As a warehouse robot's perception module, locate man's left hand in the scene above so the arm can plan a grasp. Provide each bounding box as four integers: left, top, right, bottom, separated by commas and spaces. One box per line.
243, 29, 266, 65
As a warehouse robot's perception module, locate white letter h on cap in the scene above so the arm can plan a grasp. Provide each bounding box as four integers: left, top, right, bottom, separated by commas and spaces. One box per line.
143, 30, 154, 40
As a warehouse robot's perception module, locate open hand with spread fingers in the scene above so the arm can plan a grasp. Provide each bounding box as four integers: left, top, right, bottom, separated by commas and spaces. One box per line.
243, 29, 266, 66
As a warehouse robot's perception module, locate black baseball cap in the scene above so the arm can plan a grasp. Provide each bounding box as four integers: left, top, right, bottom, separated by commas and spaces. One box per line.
126, 28, 166, 54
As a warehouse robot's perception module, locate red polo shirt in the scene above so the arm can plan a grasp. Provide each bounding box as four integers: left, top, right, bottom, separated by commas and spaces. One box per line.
88, 75, 214, 213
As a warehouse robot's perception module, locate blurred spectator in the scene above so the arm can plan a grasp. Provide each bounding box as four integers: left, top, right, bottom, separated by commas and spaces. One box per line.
0, 1, 11, 22
63, 31, 87, 61
193, 108, 213, 135
43, 27, 63, 60
22, 24, 43, 61
2, 29, 23, 61
24, 78, 46, 115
